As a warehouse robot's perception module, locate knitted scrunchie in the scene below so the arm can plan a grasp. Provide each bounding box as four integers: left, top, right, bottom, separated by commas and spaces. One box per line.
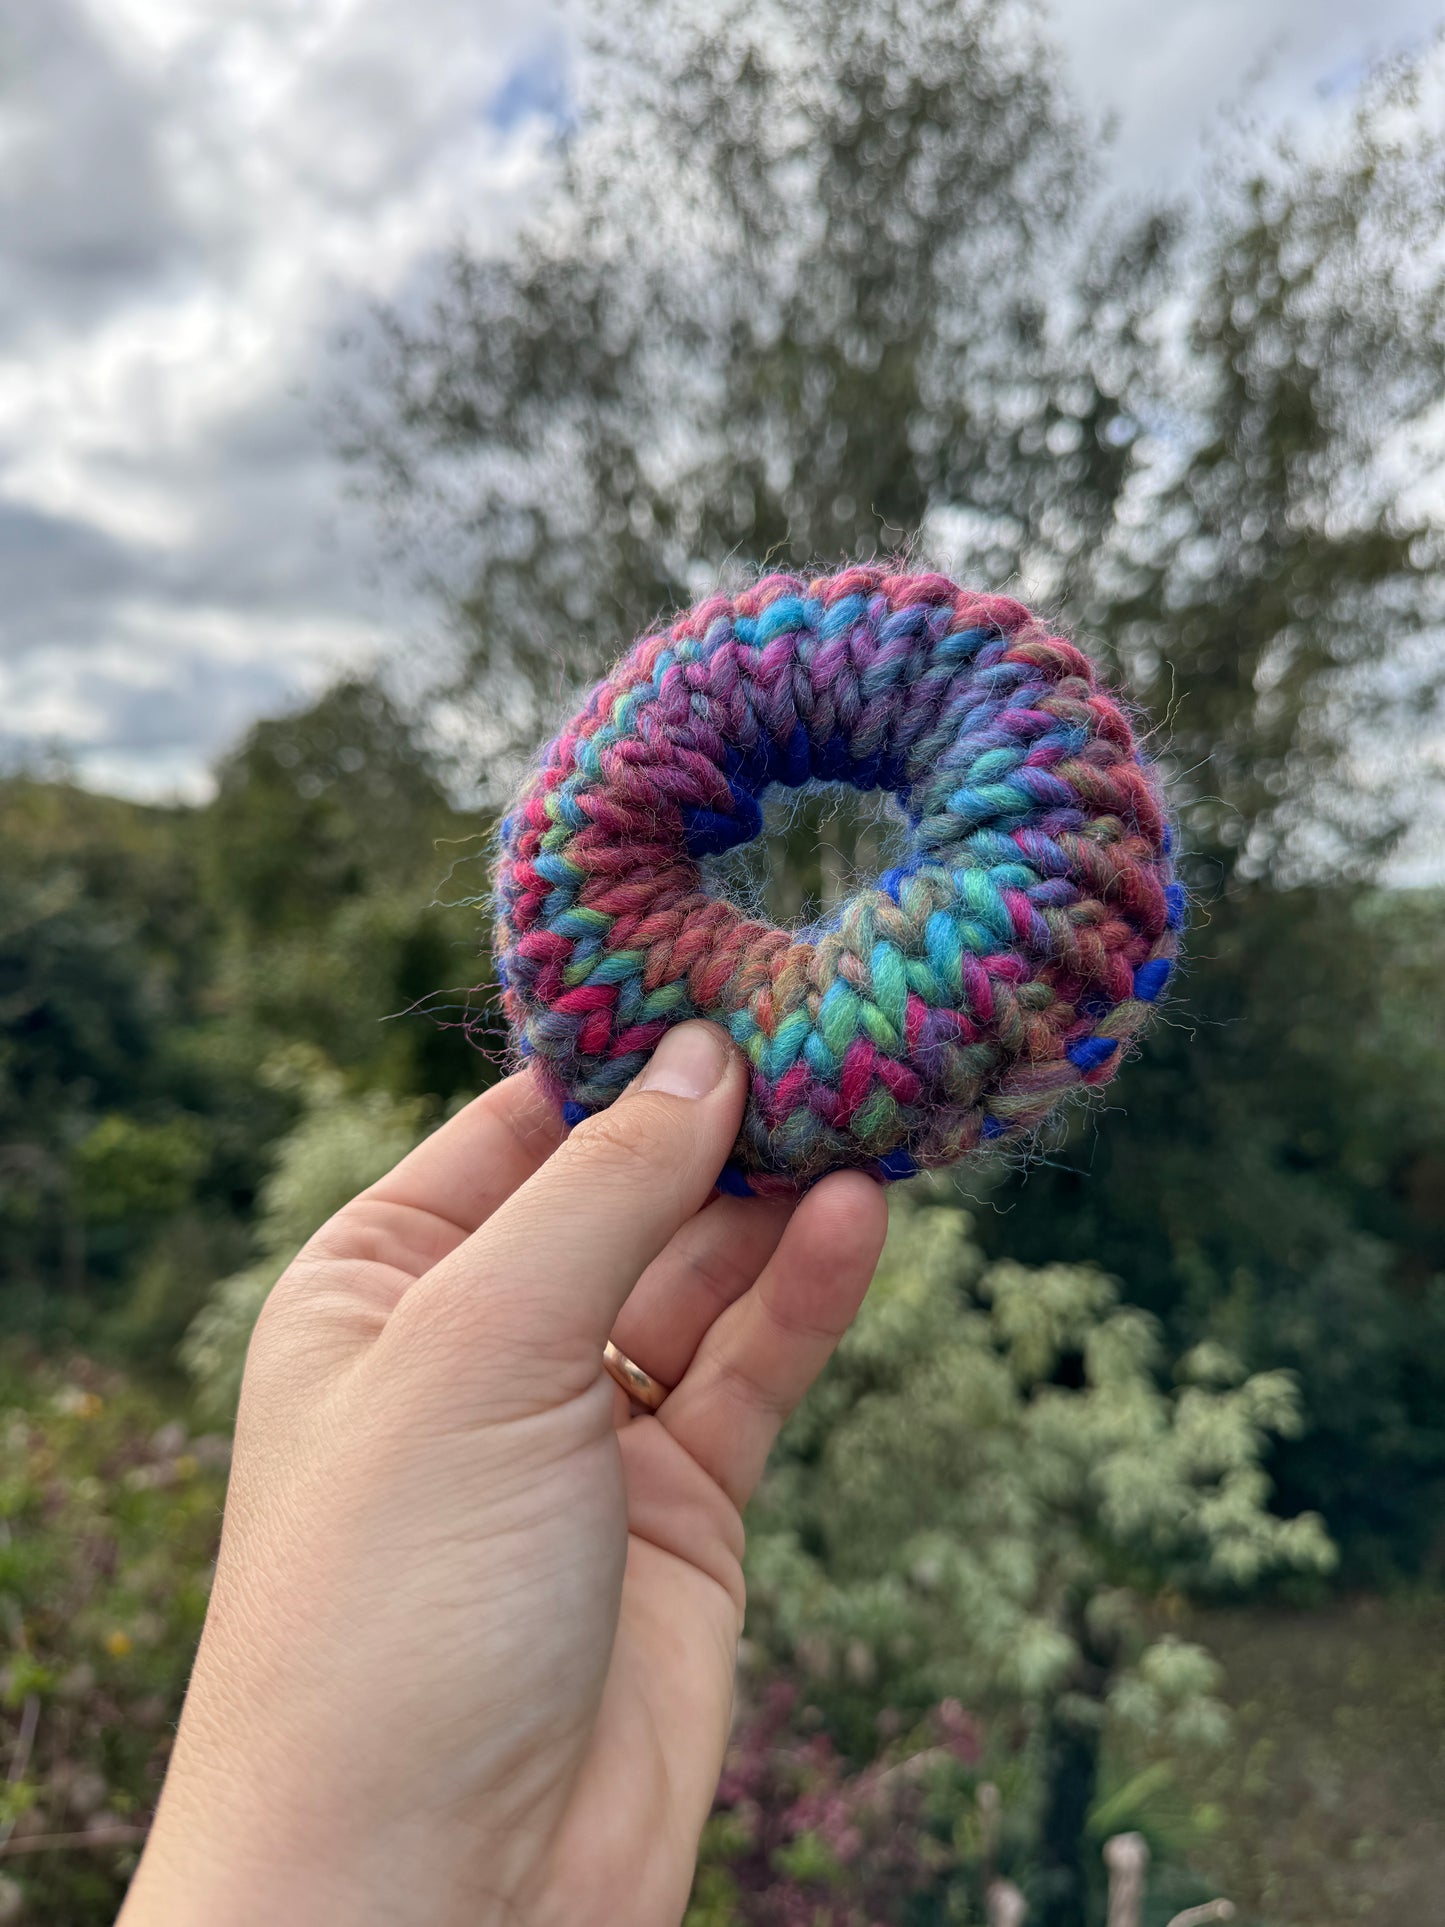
495, 566, 1181, 1198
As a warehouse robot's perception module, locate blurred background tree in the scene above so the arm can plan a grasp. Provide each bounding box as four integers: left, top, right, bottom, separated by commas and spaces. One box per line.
0, 680, 488, 1355
346, 0, 1095, 760
350, 0, 1445, 880
181, 1054, 429, 1421
744, 1204, 1333, 1926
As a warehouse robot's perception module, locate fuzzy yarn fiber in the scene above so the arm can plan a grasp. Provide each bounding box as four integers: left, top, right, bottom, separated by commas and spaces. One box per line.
495, 566, 1182, 1199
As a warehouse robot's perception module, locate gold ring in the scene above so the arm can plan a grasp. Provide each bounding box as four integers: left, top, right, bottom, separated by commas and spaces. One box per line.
603, 1340, 670, 1413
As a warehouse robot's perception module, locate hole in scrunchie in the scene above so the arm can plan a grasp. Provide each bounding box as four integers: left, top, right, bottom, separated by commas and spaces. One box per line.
699, 785, 913, 936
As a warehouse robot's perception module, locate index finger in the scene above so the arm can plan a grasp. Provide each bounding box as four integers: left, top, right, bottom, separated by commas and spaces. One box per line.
382, 1023, 750, 1413
317, 1069, 567, 1273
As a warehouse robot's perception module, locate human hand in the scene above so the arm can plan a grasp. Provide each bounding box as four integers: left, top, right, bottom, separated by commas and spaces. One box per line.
119, 1021, 888, 1927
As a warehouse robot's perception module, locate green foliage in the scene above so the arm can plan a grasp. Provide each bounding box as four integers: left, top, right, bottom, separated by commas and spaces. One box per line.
0, 680, 493, 1351
0, 778, 216, 1334
206, 679, 455, 934
0, 1355, 229, 1925
202, 678, 495, 1094
751, 1205, 1332, 1702
979, 882, 1445, 1574
744, 1203, 1334, 1921
182, 1055, 427, 1419
71, 1117, 209, 1226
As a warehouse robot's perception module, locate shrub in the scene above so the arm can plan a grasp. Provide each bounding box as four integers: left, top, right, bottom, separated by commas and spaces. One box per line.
0, 1354, 227, 1925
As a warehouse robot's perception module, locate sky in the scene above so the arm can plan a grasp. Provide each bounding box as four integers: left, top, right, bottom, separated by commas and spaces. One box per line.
2, 0, 1442, 815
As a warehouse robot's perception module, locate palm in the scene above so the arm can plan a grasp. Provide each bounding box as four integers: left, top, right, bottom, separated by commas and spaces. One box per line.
154, 1063, 887, 1927
474, 1189, 867, 1927
540, 1427, 748, 1926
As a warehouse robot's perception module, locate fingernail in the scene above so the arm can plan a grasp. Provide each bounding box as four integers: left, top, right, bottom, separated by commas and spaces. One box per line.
636, 1021, 733, 1099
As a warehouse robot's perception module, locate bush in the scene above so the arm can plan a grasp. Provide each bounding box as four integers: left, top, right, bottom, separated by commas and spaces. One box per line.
181, 1054, 428, 1419
689, 1674, 996, 1926
0, 1354, 227, 1925
743, 1201, 1335, 1925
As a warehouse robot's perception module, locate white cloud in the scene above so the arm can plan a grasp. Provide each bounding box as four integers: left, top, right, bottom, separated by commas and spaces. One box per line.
1048, 0, 1438, 189
0, 0, 562, 795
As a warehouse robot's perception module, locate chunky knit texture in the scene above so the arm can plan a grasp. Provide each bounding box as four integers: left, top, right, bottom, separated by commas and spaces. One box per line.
495, 566, 1182, 1198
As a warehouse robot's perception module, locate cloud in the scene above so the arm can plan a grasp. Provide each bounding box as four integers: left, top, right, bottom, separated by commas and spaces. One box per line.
0, 502, 145, 626
0, 4, 190, 346
0, 601, 373, 800
0, 0, 563, 796
1048, 0, 1437, 189
488, 35, 572, 133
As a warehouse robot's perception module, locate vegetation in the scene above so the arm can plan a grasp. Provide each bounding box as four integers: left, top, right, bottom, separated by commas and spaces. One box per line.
742, 1206, 1333, 1923
0, 682, 491, 1357
0, 1356, 228, 1924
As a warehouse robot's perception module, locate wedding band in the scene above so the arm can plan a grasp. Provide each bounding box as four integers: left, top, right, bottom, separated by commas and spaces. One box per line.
603, 1340, 670, 1413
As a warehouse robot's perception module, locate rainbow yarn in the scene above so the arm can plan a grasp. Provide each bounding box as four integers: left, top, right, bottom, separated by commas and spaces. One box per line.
495, 567, 1181, 1198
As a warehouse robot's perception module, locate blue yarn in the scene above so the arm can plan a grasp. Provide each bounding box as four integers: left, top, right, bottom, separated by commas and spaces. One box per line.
1067, 1037, 1120, 1072
1133, 957, 1174, 1003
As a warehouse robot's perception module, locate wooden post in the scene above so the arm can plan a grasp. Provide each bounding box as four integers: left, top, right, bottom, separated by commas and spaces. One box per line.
986, 1878, 1028, 1927
1103, 1832, 1149, 1927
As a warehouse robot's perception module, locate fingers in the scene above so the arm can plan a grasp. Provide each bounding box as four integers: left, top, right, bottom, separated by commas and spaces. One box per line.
383, 1023, 750, 1407
301, 1070, 568, 1287
246, 1070, 571, 1399
608, 1194, 794, 1392
359, 1069, 566, 1239
658, 1172, 888, 1508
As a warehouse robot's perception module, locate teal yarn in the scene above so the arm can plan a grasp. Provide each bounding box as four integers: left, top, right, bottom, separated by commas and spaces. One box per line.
495, 566, 1181, 1198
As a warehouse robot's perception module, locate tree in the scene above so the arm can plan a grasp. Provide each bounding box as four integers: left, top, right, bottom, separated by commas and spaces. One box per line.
975, 883, 1445, 1574
0, 778, 228, 1335
350, 6, 1445, 874
0, 678, 492, 1343
744, 1204, 1334, 1927
206, 678, 459, 936
201, 677, 495, 1099
1061, 54, 1445, 883
345, 0, 1093, 773
182, 1053, 428, 1419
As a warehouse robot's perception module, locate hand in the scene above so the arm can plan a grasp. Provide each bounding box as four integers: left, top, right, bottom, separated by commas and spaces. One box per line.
120, 1021, 888, 1927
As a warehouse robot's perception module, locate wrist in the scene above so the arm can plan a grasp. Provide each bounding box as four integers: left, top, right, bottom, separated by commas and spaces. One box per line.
120, 1767, 522, 1927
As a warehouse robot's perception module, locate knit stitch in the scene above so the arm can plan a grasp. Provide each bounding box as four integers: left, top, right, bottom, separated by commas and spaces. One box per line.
495, 566, 1181, 1198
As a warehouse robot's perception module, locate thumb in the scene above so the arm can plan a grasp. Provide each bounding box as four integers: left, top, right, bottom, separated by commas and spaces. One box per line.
383, 1022, 750, 1409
